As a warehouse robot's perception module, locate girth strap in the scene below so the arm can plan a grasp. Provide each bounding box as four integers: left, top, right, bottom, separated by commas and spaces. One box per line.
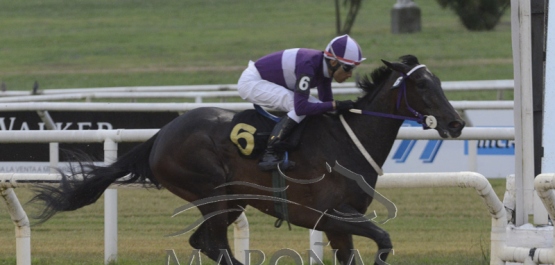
272, 169, 291, 230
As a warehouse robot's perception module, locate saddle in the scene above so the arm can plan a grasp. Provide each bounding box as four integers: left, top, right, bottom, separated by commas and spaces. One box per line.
228, 107, 306, 159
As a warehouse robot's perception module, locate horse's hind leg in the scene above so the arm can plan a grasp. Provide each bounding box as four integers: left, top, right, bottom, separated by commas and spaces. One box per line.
189, 201, 244, 265
154, 165, 245, 264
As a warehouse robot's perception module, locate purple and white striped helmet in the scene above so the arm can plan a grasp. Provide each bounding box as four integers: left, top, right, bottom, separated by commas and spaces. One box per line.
324, 34, 365, 65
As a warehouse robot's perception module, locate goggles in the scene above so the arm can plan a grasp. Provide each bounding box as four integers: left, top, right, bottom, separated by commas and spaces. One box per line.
340, 63, 356, 73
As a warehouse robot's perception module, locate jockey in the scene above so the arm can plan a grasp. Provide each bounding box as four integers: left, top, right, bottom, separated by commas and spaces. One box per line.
237, 34, 365, 171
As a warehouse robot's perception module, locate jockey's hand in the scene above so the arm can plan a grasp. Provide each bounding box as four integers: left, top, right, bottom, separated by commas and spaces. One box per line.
335, 100, 355, 111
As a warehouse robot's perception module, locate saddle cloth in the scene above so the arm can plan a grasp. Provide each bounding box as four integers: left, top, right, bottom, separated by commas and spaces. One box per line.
228, 109, 305, 159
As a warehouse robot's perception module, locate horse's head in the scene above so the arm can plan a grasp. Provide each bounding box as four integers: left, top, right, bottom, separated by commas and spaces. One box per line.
356, 55, 465, 138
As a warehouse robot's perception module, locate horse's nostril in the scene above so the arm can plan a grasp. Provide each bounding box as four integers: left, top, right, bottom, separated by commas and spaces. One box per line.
449, 120, 465, 130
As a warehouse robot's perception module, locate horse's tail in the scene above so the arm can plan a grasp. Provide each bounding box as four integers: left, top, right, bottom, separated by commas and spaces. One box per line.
30, 133, 160, 224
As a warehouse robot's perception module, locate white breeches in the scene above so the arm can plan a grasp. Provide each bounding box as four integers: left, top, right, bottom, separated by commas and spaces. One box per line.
237, 61, 322, 123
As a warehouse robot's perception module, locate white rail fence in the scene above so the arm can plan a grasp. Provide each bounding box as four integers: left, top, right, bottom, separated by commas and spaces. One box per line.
0, 127, 515, 265
0, 79, 514, 103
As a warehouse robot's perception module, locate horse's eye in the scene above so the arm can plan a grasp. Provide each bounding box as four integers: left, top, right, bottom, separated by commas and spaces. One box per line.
416, 81, 427, 89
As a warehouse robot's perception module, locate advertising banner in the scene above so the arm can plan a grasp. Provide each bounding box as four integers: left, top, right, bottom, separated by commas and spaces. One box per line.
0, 111, 178, 173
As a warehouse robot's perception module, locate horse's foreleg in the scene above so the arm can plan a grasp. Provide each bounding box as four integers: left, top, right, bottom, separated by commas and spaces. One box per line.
226, 200, 247, 226
324, 232, 355, 265
318, 204, 392, 265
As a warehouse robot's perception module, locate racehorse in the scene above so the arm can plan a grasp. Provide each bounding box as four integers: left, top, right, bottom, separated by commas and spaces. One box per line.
31, 55, 465, 265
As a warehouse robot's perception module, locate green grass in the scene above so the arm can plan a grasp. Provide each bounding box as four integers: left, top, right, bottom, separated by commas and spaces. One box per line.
0, 0, 513, 97
0, 179, 506, 264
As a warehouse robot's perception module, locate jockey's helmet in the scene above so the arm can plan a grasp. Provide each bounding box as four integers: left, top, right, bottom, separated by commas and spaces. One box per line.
324, 34, 365, 66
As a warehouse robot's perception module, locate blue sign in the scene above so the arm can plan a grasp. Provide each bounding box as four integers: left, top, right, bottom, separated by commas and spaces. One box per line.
392, 121, 443, 163
392, 121, 514, 165
464, 140, 515, 155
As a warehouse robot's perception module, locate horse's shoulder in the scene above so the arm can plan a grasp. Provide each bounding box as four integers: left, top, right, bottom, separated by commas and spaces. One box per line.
305, 113, 341, 127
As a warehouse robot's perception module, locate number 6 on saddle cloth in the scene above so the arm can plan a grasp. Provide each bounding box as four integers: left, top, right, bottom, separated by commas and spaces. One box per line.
229, 104, 301, 228
229, 104, 306, 160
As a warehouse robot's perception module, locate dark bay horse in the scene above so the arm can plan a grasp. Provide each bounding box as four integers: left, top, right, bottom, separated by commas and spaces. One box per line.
31, 55, 465, 265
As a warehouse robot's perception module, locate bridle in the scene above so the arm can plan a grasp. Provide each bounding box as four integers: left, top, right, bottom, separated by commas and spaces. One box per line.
349, 64, 437, 130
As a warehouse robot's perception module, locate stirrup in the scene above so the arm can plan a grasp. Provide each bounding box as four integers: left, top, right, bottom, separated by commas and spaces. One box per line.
258, 153, 295, 171
258, 160, 296, 171
258, 156, 281, 171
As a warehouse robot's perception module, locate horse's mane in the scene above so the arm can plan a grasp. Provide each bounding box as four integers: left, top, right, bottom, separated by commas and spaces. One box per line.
356, 66, 390, 95
356, 54, 419, 99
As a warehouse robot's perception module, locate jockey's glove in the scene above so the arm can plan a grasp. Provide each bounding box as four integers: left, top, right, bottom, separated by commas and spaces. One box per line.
335, 100, 355, 111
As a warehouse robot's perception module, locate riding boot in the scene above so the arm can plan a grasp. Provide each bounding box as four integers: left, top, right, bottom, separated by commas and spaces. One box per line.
258, 116, 298, 171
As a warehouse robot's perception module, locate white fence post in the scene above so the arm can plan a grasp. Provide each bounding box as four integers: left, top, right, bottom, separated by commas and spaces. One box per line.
0, 188, 31, 265
309, 229, 324, 264
510, 0, 535, 226
104, 139, 118, 264
233, 212, 249, 263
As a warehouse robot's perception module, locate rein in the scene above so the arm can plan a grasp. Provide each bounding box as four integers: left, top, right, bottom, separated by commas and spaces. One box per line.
350, 64, 437, 130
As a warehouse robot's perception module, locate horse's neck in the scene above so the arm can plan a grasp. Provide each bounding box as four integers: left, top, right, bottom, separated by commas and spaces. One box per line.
345, 89, 404, 167
343, 113, 403, 167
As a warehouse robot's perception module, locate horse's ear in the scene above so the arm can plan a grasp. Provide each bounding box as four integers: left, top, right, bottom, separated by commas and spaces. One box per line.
381, 59, 407, 74
381, 59, 393, 68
